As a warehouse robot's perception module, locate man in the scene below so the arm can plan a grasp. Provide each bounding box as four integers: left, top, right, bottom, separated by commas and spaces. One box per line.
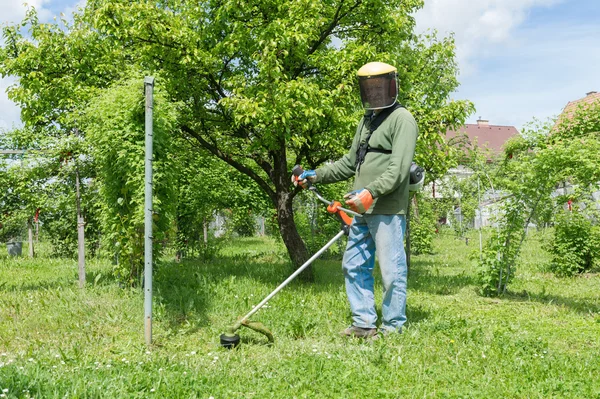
292, 61, 418, 338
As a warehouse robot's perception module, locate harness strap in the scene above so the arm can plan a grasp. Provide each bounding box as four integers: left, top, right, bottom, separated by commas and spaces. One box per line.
366, 147, 392, 154
355, 103, 403, 171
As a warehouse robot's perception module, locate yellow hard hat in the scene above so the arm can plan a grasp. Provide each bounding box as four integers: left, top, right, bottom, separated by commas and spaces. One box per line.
357, 62, 397, 77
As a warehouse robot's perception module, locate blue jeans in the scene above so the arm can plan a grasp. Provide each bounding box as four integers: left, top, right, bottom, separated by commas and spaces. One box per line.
342, 214, 407, 332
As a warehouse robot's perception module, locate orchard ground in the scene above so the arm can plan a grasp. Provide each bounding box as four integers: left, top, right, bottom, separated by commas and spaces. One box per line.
0, 229, 599, 398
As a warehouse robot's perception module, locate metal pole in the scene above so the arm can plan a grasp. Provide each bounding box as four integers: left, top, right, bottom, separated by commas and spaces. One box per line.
144, 76, 155, 346
76, 166, 86, 288
477, 176, 483, 260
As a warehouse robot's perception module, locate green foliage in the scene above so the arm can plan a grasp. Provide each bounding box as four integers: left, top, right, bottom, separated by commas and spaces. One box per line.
0, 9, 126, 129
0, 131, 52, 251
174, 146, 271, 258
39, 179, 102, 258
84, 78, 179, 285
545, 211, 600, 277
87, 0, 473, 266
228, 209, 258, 237
476, 102, 600, 296
38, 198, 77, 258
409, 193, 435, 255
443, 177, 475, 237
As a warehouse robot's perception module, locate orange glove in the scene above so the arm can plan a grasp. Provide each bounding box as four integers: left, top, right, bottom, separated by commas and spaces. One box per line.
344, 189, 374, 214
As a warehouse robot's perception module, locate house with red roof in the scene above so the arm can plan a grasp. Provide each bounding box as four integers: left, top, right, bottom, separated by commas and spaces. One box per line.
422, 119, 520, 228
557, 91, 600, 122
445, 118, 520, 160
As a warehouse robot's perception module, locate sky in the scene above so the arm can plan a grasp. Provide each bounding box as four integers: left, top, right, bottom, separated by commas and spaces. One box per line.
414, 0, 600, 129
0, 0, 599, 131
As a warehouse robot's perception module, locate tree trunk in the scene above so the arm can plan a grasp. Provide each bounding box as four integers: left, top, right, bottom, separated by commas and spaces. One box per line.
275, 187, 313, 282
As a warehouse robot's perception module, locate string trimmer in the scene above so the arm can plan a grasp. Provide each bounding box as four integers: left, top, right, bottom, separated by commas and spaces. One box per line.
219, 165, 360, 348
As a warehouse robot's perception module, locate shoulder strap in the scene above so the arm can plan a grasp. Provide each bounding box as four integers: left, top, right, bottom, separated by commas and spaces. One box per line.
366, 103, 403, 134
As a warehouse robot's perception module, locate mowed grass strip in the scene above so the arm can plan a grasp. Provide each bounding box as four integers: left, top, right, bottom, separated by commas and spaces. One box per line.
0, 231, 599, 398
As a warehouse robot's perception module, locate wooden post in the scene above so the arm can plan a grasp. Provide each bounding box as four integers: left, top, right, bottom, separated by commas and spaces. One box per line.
27, 219, 35, 258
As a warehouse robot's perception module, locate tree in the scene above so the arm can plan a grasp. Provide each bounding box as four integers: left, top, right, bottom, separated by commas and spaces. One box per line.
89, 0, 473, 276
0, 9, 127, 130
1, 11, 129, 278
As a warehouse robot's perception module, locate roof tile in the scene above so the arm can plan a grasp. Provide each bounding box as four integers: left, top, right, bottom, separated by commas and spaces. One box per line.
445, 122, 519, 154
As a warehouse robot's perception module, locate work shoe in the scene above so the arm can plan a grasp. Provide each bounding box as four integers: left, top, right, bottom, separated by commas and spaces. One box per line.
339, 325, 377, 339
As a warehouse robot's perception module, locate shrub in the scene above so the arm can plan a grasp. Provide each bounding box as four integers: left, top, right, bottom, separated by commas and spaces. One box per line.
476, 198, 525, 296
0, 212, 27, 243
545, 211, 600, 277
408, 194, 435, 255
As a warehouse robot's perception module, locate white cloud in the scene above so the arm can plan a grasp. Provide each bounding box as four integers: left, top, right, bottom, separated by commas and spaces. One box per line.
415, 0, 562, 75
0, 0, 53, 25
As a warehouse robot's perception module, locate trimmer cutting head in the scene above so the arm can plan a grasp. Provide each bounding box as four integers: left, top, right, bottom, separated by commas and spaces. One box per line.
220, 333, 241, 349
219, 320, 274, 349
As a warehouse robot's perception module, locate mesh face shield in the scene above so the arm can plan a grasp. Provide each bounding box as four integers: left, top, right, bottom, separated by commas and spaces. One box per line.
358, 71, 398, 110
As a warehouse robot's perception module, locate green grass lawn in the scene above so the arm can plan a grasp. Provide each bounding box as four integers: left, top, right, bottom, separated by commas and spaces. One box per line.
1, 231, 599, 398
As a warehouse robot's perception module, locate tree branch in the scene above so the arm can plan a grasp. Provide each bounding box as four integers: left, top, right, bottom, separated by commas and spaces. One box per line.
181, 124, 276, 203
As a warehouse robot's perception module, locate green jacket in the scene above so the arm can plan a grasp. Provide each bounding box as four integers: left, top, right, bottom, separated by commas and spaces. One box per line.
314, 106, 418, 215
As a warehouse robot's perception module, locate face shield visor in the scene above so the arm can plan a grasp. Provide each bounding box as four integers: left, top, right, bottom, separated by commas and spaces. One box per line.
358, 72, 398, 110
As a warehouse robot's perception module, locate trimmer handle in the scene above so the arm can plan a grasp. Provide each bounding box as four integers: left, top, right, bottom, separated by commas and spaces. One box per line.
292, 164, 314, 189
